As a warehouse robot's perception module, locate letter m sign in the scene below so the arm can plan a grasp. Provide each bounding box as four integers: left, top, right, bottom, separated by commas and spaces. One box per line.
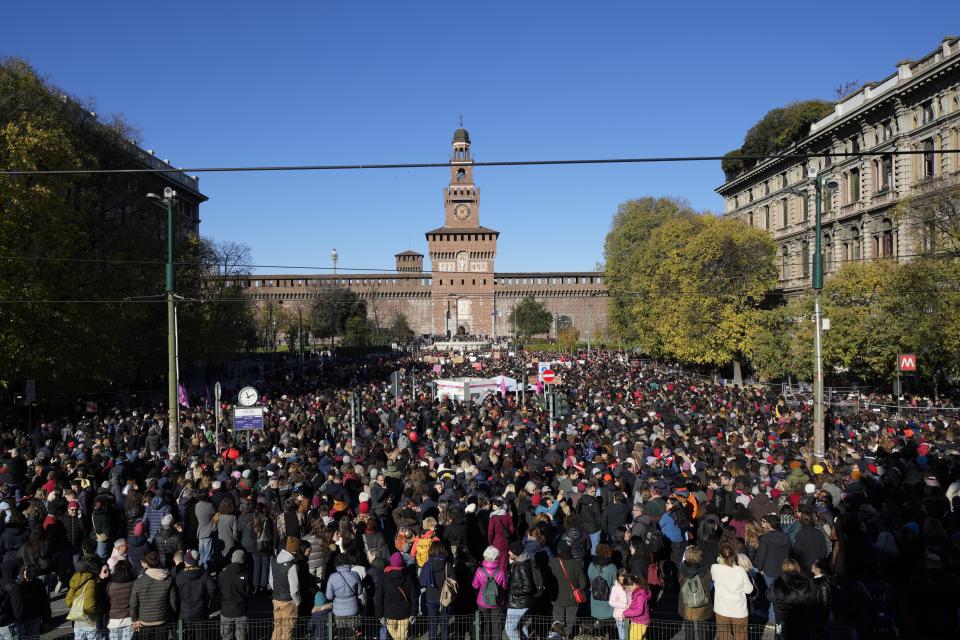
898, 354, 917, 372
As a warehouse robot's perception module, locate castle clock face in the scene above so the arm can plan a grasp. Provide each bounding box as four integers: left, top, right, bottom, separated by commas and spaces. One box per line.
454, 204, 471, 220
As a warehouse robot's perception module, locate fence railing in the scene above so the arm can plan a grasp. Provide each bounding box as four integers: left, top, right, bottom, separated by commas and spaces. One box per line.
41, 613, 778, 640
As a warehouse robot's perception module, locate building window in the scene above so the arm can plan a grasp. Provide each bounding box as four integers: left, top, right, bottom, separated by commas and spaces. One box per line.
884, 121, 893, 140
823, 186, 833, 213
923, 139, 936, 177
824, 151, 833, 168
801, 241, 810, 277
851, 227, 861, 260
747, 211, 753, 227
849, 168, 860, 202
800, 194, 809, 222
781, 172, 788, 189
851, 137, 860, 153
780, 199, 788, 228
824, 234, 833, 273
923, 100, 935, 124
781, 246, 789, 280
881, 155, 893, 190
763, 206, 770, 230
881, 218, 894, 257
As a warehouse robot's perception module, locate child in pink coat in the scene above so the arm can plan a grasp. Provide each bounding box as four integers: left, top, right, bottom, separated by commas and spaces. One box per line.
622, 575, 652, 640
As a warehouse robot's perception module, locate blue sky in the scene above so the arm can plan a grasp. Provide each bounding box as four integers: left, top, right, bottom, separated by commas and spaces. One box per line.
3, 1, 957, 274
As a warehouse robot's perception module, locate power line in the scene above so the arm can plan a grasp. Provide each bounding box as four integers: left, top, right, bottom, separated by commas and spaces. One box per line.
2, 149, 958, 176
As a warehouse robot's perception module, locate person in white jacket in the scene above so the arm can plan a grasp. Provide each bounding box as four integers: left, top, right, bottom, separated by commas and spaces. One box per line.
710, 545, 754, 640
607, 568, 633, 640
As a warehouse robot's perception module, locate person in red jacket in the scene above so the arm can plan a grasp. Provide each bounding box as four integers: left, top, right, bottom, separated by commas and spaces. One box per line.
487, 498, 514, 572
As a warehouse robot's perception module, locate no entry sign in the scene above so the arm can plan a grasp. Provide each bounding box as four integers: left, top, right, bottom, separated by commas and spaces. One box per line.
898, 354, 917, 372
542, 369, 556, 383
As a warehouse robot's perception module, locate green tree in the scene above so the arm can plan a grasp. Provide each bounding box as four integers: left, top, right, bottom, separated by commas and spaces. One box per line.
557, 327, 580, 351
603, 197, 696, 346
509, 297, 553, 340
746, 293, 814, 381
343, 314, 372, 347
310, 287, 365, 346
604, 199, 777, 371
386, 312, 415, 344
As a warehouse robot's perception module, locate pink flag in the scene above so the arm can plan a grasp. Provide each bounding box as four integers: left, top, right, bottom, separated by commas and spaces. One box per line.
432, 364, 442, 374
500, 378, 508, 396
536, 381, 544, 395
177, 383, 190, 408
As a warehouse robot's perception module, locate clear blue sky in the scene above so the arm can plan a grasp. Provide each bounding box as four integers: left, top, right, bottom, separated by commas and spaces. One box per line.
3, 1, 957, 274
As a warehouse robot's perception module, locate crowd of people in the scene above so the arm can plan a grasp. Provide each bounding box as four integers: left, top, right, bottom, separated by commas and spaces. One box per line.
0, 348, 959, 640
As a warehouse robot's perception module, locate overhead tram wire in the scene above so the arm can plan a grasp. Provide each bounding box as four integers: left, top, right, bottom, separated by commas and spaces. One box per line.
2, 149, 959, 176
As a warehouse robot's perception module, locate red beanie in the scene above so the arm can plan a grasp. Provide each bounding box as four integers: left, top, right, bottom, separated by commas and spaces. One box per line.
359, 502, 370, 514
531, 494, 542, 507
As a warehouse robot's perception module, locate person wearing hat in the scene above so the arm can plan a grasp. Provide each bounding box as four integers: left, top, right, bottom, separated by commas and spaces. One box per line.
271, 538, 303, 640
219, 549, 250, 640
472, 547, 508, 640
375, 551, 417, 640
153, 514, 184, 571
175, 549, 217, 632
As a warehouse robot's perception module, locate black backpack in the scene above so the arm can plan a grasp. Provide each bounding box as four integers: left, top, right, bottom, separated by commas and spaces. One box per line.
591, 572, 611, 601
643, 528, 663, 553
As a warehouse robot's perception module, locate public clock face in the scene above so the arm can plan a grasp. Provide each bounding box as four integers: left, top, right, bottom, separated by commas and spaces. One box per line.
454, 204, 470, 220
238, 386, 259, 407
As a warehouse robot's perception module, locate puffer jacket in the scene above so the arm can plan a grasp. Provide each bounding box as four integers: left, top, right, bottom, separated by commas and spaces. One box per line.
130, 567, 178, 624
324, 565, 361, 616
472, 560, 508, 608
143, 497, 170, 542
106, 576, 134, 620
768, 572, 815, 637
507, 555, 540, 609
560, 526, 589, 560
153, 527, 182, 568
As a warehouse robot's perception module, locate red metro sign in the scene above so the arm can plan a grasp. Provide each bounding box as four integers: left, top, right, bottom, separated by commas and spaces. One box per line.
898, 354, 917, 372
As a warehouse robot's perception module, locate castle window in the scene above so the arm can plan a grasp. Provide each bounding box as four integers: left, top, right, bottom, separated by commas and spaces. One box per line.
457, 168, 465, 182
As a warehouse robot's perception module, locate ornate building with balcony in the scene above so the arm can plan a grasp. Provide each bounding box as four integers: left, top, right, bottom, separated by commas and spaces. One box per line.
717, 36, 960, 294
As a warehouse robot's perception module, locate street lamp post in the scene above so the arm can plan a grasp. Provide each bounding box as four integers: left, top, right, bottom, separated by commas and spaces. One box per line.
147, 188, 179, 457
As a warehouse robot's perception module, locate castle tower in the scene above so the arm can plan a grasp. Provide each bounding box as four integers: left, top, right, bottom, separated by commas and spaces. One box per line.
427, 125, 498, 337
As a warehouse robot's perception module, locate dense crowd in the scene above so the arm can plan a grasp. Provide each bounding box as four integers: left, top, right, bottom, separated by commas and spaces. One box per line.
1, 349, 959, 640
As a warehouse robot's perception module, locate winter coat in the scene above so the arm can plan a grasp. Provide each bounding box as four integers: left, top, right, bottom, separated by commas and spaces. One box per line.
471, 560, 508, 608
152, 526, 182, 568
710, 563, 753, 619
62, 514, 88, 550
144, 497, 171, 542
375, 568, 417, 620
130, 567, 178, 624
106, 576, 134, 620
608, 583, 629, 621
126, 533, 148, 574
677, 561, 713, 622
195, 500, 215, 539
658, 511, 684, 543
66, 572, 101, 623
218, 561, 250, 619
757, 529, 791, 577
623, 587, 652, 625
217, 514, 239, 556
560, 527, 589, 560
768, 573, 815, 640
238, 513, 257, 555
587, 562, 616, 620
175, 566, 217, 621
548, 556, 587, 607
324, 565, 361, 616
506, 556, 540, 609
420, 556, 453, 604
577, 495, 602, 534
791, 526, 828, 574
600, 501, 630, 541
487, 514, 514, 558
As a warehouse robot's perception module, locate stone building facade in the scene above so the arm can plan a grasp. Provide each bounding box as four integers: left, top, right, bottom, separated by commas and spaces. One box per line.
236, 127, 608, 339
717, 36, 960, 295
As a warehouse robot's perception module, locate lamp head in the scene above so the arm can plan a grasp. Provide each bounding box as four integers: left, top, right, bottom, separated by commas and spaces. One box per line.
824, 178, 840, 190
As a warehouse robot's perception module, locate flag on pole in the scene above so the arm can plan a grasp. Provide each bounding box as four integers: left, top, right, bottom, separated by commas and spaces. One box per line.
204, 386, 211, 410
536, 381, 544, 395
178, 383, 190, 408
500, 377, 508, 396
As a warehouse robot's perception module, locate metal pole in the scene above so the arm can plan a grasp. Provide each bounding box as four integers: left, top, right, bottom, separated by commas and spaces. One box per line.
896, 370, 901, 417
812, 175, 825, 459
298, 306, 303, 364
165, 196, 179, 458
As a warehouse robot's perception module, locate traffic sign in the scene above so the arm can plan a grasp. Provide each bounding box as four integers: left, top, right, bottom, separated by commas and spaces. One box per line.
898, 354, 917, 372
542, 369, 556, 383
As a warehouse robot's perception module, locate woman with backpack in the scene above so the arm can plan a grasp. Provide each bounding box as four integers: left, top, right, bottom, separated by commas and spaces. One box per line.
587, 543, 617, 634
471, 546, 508, 640
677, 546, 712, 640
420, 542, 454, 640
